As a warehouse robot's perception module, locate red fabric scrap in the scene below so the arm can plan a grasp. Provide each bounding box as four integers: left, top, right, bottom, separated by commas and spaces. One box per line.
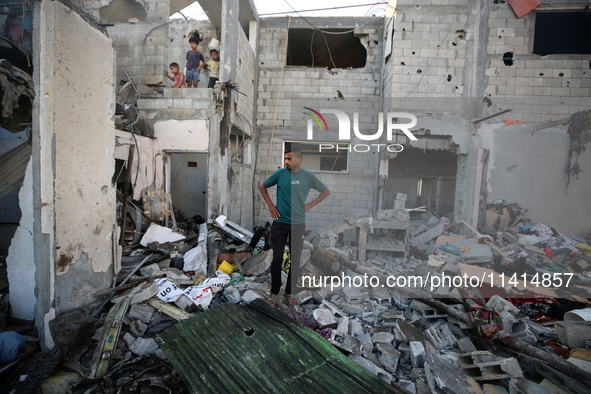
508, 0, 540, 18
546, 341, 570, 359
544, 248, 554, 258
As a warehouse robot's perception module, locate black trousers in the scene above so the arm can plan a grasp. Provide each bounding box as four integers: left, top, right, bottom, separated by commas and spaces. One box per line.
270, 221, 305, 295
208, 77, 218, 89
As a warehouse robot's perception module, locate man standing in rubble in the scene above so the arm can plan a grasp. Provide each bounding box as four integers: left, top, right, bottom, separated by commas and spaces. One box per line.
259, 147, 330, 308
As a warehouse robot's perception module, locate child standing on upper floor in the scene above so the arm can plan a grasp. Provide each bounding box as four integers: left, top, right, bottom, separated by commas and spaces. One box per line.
185, 35, 204, 88
165, 62, 186, 88
205, 49, 219, 89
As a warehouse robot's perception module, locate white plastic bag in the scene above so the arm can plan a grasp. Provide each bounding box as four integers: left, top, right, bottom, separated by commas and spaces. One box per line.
183, 285, 213, 309
183, 243, 207, 275
202, 270, 231, 293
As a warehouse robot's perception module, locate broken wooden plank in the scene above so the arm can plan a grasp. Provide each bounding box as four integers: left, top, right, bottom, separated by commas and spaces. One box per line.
529, 116, 569, 134
231, 253, 246, 275
472, 109, 512, 124
461, 220, 511, 261
92, 274, 164, 297
146, 298, 192, 321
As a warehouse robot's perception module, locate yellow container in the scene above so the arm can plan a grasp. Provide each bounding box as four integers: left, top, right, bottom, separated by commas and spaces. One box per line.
218, 260, 234, 275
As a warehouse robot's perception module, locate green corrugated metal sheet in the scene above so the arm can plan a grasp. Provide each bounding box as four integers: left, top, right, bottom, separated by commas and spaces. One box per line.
155, 301, 399, 393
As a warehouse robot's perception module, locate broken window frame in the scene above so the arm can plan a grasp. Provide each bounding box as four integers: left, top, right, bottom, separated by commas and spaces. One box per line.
285, 28, 367, 69
282, 141, 349, 173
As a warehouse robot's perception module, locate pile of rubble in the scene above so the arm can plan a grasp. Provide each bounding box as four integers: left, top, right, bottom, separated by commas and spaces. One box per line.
2, 202, 591, 393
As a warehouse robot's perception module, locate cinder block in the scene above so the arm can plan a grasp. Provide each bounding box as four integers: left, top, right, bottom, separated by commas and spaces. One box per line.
410, 341, 426, 368
349, 355, 392, 384
163, 88, 183, 98
459, 351, 523, 381
171, 98, 191, 109
555, 321, 591, 348
376, 343, 400, 374
137, 99, 156, 109
152, 98, 173, 109
425, 326, 450, 350
483, 384, 509, 394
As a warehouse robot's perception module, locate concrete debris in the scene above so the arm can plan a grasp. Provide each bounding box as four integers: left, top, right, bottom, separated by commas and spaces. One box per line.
411, 222, 446, 249
511, 321, 538, 344
483, 383, 509, 394
375, 343, 400, 374
555, 321, 591, 348
362, 341, 381, 366
453, 238, 494, 264
409, 341, 426, 368
395, 320, 426, 343
336, 316, 350, 334
241, 249, 273, 276
241, 289, 265, 304
313, 308, 338, 329
371, 332, 395, 345
457, 337, 478, 353
459, 351, 523, 381
349, 354, 392, 384
425, 326, 450, 350
127, 335, 160, 357
328, 330, 363, 355
425, 351, 485, 394
35, 205, 591, 393
350, 318, 365, 337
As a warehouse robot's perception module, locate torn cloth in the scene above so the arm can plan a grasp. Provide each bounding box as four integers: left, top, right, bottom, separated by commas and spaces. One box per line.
465, 298, 512, 341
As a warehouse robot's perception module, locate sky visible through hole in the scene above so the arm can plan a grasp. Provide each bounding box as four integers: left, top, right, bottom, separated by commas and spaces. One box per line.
171, 0, 389, 20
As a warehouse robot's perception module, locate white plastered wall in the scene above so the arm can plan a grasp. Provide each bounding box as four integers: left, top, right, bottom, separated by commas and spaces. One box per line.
114, 119, 209, 200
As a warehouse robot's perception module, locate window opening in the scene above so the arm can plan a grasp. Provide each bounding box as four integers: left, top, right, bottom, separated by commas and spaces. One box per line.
286, 28, 367, 69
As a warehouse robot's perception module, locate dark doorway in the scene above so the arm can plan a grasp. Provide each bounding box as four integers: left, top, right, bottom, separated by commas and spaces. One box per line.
168, 152, 208, 220
384, 148, 457, 215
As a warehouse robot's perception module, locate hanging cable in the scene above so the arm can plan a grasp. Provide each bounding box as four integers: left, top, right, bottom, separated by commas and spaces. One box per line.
320, 30, 337, 69
260, 2, 388, 17
282, 0, 376, 34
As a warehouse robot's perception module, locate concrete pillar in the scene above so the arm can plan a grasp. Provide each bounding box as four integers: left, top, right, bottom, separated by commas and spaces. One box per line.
32, 0, 117, 349
219, 0, 239, 83
462, 0, 490, 119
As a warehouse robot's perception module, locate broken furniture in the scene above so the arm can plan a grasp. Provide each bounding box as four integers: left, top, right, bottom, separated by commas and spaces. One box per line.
355, 217, 409, 262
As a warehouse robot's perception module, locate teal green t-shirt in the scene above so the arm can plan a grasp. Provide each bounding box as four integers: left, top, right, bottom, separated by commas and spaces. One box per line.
264, 168, 326, 224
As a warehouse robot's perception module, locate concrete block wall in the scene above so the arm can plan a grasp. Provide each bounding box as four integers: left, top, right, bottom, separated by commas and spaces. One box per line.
226, 26, 257, 229
385, 0, 591, 122
32, 0, 117, 348
80, 0, 172, 91
483, 2, 591, 123
228, 163, 254, 228
136, 88, 215, 135
108, 22, 169, 91
383, 1, 469, 115
234, 25, 256, 126
254, 17, 383, 237
81, 0, 170, 23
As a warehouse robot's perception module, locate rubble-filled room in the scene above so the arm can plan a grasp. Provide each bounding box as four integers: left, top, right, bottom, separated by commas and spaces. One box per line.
1, 0, 591, 393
